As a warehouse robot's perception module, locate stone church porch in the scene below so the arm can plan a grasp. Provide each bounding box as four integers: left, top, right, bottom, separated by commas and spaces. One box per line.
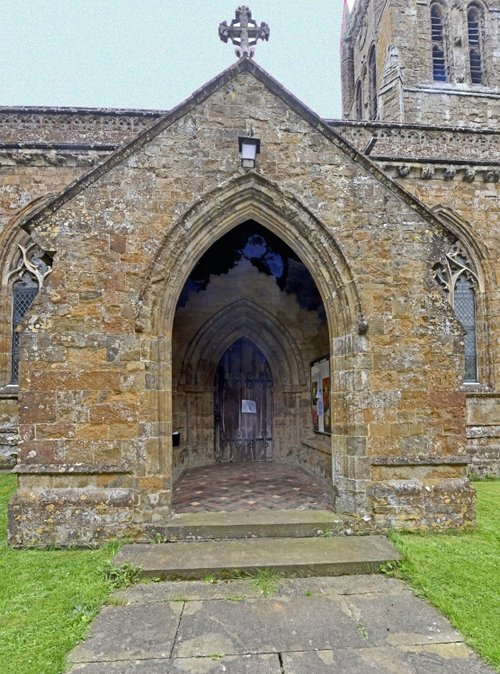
172, 462, 334, 513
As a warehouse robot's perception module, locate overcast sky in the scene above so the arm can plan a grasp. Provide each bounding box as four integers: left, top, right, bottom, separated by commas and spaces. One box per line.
0, 1, 355, 119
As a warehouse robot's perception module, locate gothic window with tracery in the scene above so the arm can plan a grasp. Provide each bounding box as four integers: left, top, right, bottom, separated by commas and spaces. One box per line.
431, 4, 447, 82
434, 241, 478, 383
8, 242, 52, 384
467, 5, 483, 84
368, 45, 378, 120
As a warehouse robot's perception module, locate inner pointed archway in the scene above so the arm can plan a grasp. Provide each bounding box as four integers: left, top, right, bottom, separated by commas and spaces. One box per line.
171, 220, 334, 503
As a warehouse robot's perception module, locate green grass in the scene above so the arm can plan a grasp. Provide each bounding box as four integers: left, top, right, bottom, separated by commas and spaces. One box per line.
244, 567, 283, 597
0, 473, 118, 674
390, 481, 500, 670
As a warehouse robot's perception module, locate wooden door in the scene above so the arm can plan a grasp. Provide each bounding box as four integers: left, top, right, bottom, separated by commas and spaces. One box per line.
214, 338, 273, 462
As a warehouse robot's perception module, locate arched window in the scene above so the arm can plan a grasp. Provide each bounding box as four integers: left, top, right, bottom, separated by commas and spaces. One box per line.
8, 242, 52, 384
431, 4, 447, 82
467, 5, 483, 84
368, 46, 378, 120
434, 241, 478, 383
355, 80, 363, 120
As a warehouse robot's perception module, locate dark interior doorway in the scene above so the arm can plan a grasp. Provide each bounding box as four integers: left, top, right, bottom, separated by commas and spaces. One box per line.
214, 337, 273, 463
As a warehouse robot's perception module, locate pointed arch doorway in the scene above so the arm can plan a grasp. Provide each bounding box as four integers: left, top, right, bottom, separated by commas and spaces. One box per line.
145, 175, 367, 520
171, 219, 337, 512
215, 337, 273, 463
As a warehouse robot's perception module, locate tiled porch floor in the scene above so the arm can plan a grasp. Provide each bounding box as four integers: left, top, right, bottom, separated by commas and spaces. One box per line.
173, 462, 334, 513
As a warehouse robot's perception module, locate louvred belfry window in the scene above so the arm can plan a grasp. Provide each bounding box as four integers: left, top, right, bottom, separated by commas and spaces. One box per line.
431, 4, 447, 82
467, 6, 483, 84
355, 80, 363, 120
369, 46, 377, 120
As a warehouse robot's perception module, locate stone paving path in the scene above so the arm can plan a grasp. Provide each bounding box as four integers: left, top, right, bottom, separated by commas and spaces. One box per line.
67, 575, 495, 673
173, 463, 334, 513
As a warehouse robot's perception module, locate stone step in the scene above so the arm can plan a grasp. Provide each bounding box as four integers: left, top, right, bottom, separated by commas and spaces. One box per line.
144, 509, 361, 541
114, 535, 400, 580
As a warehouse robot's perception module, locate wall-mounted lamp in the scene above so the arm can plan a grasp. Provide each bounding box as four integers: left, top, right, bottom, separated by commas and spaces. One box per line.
238, 136, 261, 168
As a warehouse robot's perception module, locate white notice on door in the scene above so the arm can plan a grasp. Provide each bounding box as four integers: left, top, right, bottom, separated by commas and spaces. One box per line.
241, 400, 257, 414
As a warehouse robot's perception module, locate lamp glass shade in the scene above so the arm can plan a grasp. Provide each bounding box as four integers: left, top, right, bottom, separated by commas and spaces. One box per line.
240, 140, 257, 161
238, 136, 260, 168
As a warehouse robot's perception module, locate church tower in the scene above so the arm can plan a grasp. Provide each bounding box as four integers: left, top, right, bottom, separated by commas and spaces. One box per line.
341, 0, 500, 127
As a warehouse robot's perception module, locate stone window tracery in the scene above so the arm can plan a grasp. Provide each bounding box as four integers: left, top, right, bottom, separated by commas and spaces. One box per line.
7, 242, 52, 384
431, 4, 448, 82
467, 4, 483, 84
434, 241, 478, 383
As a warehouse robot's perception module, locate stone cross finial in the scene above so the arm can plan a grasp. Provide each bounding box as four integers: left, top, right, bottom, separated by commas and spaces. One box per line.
219, 6, 270, 59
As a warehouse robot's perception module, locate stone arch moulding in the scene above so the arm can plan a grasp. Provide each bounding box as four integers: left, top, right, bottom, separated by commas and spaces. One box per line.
137, 171, 364, 340
179, 299, 307, 390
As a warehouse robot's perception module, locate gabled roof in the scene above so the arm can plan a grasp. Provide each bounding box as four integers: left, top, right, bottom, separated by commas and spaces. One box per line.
19, 57, 456, 239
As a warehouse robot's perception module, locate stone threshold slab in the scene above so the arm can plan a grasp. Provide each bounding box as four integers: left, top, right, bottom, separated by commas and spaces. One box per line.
114, 535, 401, 580
148, 509, 352, 541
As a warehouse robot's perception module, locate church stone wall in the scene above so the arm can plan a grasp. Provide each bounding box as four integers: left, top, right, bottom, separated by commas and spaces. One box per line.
0, 160, 94, 468
0, 108, 160, 469
8, 68, 476, 545
334, 119, 500, 477
389, 168, 500, 478
402, 90, 500, 129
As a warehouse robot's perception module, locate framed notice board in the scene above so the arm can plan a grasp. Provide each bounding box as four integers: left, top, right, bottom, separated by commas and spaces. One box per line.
310, 356, 331, 434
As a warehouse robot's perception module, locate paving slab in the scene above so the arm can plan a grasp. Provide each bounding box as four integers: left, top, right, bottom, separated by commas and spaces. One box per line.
68, 603, 183, 664
115, 574, 410, 605
344, 592, 462, 646
282, 648, 411, 674
282, 643, 494, 674
69, 653, 281, 673
401, 643, 495, 673
65, 576, 496, 674
114, 535, 400, 579
172, 596, 367, 657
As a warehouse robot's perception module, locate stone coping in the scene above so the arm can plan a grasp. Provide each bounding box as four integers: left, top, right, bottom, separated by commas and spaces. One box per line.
370, 455, 469, 466
328, 119, 500, 134
0, 105, 166, 117
0, 142, 118, 151
375, 157, 500, 167
14, 463, 132, 474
